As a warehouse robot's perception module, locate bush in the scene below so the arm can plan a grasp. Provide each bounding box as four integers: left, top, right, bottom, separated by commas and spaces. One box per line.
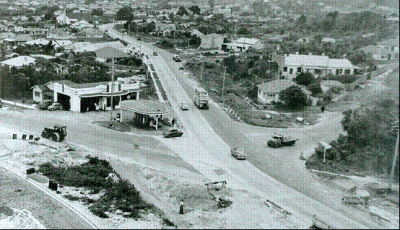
217, 197, 233, 209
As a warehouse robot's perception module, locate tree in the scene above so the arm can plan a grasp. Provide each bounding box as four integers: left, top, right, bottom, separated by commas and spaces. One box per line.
296, 15, 307, 28
177, 6, 188, 16
237, 27, 250, 35
294, 72, 316, 86
347, 50, 370, 65
91, 8, 103, 16
44, 40, 55, 54
307, 82, 322, 96
189, 5, 201, 15
116, 6, 134, 21
279, 85, 308, 109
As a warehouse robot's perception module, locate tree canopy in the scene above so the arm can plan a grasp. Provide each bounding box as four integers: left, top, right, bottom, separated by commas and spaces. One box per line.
116, 6, 134, 21
279, 85, 308, 109
189, 5, 201, 15
294, 72, 316, 86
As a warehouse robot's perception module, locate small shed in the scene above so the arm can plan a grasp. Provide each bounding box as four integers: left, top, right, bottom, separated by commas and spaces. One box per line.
30, 84, 53, 103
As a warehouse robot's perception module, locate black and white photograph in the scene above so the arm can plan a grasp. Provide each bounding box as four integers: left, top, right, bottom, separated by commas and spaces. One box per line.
0, 0, 398, 228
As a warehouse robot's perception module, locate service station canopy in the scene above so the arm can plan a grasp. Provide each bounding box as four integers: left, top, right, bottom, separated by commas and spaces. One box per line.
119, 100, 170, 115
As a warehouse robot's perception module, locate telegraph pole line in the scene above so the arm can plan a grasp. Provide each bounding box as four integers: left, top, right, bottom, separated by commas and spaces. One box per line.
200, 56, 204, 81
109, 56, 115, 127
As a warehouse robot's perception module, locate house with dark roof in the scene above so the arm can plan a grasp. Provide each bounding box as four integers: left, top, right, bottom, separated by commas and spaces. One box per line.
256, 79, 311, 104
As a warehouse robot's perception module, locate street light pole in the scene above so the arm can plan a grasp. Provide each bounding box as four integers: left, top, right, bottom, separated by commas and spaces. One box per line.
222, 66, 227, 98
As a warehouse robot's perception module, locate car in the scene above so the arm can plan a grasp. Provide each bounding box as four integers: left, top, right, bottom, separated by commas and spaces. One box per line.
47, 102, 63, 111
179, 66, 184, 70
153, 51, 158, 56
38, 100, 53, 110
180, 102, 189, 110
231, 148, 247, 160
162, 128, 183, 138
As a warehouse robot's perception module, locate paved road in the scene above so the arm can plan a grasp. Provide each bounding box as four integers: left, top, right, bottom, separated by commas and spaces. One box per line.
100, 24, 385, 228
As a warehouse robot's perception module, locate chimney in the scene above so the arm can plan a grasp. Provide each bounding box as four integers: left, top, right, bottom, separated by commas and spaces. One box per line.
322, 53, 325, 56
309, 53, 312, 55
296, 52, 299, 54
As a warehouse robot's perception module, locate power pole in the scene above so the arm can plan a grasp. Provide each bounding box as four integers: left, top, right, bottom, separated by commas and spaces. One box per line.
222, 66, 227, 98
109, 57, 115, 127
200, 56, 204, 81
389, 121, 399, 191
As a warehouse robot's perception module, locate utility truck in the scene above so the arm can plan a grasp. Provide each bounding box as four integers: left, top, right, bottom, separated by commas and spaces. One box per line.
194, 87, 209, 109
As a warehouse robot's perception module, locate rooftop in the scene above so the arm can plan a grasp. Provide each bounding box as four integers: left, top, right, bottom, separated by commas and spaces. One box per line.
257, 80, 297, 93
119, 100, 170, 115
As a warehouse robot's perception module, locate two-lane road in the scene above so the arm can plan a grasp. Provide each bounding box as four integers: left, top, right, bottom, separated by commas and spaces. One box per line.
100, 24, 385, 228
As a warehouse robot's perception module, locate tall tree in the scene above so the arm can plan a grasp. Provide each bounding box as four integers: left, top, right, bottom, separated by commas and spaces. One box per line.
279, 85, 308, 109
177, 6, 188, 16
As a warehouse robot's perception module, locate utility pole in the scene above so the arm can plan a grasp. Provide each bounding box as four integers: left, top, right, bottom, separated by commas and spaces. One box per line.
200, 55, 204, 81
389, 121, 399, 191
222, 66, 227, 98
109, 56, 115, 127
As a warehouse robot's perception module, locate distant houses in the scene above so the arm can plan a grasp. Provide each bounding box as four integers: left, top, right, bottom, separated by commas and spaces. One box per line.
222, 38, 264, 52
359, 38, 399, 61
257, 79, 312, 104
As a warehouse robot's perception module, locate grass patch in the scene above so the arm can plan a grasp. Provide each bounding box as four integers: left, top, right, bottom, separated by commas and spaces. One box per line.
39, 156, 153, 219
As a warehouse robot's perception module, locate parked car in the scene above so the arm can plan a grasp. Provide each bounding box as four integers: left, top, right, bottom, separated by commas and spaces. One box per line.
231, 148, 247, 160
38, 100, 53, 110
163, 128, 183, 138
153, 51, 158, 56
47, 102, 63, 111
180, 101, 189, 110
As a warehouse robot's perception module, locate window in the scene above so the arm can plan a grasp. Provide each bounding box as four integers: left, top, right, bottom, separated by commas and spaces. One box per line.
297, 67, 302, 73
283, 67, 288, 72
118, 83, 121, 91
289, 68, 293, 74
344, 69, 351, 74
35, 92, 40, 97
338, 69, 343, 74
107, 85, 109, 92
268, 94, 275, 97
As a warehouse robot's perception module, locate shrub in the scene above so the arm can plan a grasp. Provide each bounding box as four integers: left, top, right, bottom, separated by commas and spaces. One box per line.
217, 197, 233, 209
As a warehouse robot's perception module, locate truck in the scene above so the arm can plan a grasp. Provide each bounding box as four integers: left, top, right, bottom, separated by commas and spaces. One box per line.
267, 134, 298, 148
194, 87, 209, 109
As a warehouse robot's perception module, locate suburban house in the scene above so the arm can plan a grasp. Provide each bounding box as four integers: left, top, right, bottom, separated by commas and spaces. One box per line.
377, 38, 399, 54
321, 37, 336, 45
320, 80, 345, 93
38, 79, 142, 112
26, 38, 50, 46
199, 33, 225, 49
23, 27, 48, 36
31, 84, 53, 103
222, 38, 263, 52
56, 12, 71, 25
82, 28, 104, 38
359, 45, 398, 61
256, 79, 311, 104
0, 56, 36, 68
272, 53, 359, 80
94, 46, 130, 62
155, 23, 176, 36
0, 32, 16, 40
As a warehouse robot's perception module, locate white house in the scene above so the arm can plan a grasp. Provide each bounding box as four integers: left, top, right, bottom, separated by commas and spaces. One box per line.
222, 38, 263, 52
199, 33, 225, 49
272, 53, 359, 80
359, 45, 398, 61
56, 12, 71, 25
377, 38, 399, 53
49, 79, 142, 112
30, 84, 53, 103
257, 79, 310, 104
0, 56, 36, 68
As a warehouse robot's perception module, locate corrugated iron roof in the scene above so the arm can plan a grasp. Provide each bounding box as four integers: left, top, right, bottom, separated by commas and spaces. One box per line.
257, 80, 297, 93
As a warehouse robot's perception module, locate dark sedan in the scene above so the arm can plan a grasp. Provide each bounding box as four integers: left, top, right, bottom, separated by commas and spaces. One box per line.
162, 128, 183, 138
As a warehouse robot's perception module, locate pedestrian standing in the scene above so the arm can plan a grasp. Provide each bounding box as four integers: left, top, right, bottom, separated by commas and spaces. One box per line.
179, 199, 184, 214
321, 106, 325, 113
171, 118, 176, 127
